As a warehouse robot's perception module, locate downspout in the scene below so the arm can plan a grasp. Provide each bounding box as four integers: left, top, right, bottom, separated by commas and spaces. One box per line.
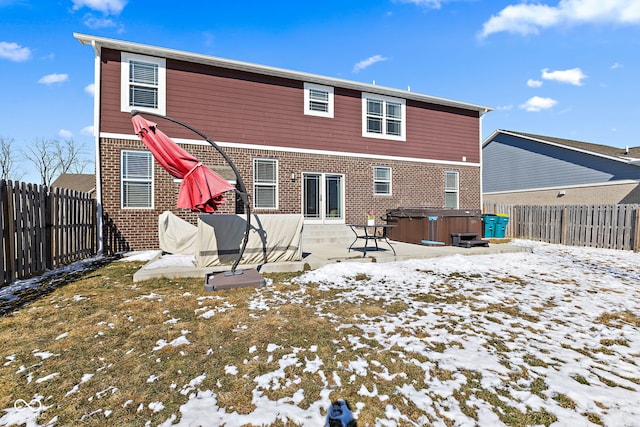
479, 108, 488, 212
90, 39, 104, 255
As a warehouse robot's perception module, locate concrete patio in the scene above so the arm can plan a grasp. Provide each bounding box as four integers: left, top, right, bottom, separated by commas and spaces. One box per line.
132, 224, 531, 282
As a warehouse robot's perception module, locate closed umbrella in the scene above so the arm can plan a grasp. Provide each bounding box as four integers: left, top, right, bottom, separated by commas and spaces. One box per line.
131, 114, 234, 212
131, 111, 264, 291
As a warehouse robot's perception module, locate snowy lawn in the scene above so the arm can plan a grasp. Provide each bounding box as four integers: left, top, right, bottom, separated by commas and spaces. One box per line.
0, 240, 639, 426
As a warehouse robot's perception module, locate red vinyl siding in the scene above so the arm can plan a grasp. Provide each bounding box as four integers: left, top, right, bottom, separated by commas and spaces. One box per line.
99, 48, 480, 164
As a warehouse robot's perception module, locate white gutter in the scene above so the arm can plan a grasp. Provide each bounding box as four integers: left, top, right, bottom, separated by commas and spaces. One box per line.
483, 179, 640, 195
488, 129, 639, 166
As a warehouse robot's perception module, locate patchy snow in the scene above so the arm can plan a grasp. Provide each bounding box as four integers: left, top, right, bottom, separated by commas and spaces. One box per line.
148, 254, 196, 269
0, 256, 107, 309
153, 335, 191, 352
119, 250, 162, 263
2, 240, 640, 426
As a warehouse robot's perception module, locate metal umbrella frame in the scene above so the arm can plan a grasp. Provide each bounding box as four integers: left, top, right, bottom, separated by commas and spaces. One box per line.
131, 110, 260, 286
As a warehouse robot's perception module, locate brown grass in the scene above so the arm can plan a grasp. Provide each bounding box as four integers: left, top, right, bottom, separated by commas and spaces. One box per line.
0, 257, 634, 426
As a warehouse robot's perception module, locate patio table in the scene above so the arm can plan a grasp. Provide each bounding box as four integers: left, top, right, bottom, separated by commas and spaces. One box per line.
347, 224, 396, 257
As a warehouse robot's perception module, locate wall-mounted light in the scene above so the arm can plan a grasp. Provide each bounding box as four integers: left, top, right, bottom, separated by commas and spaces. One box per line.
290, 172, 296, 181
557, 190, 566, 197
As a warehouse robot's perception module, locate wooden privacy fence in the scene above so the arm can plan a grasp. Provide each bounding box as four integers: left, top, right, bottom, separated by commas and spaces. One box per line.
483, 202, 640, 251
1, 180, 97, 286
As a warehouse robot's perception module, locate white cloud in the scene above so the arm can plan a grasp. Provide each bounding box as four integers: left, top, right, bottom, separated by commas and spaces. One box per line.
202, 31, 215, 48
611, 62, 623, 69
38, 73, 69, 85
71, 0, 127, 15
495, 104, 514, 111
58, 129, 73, 139
81, 125, 94, 136
527, 79, 543, 88
480, 0, 640, 38
520, 96, 557, 112
353, 55, 389, 73
83, 15, 116, 28
0, 41, 31, 62
84, 83, 95, 96
394, 0, 443, 9
542, 67, 587, 86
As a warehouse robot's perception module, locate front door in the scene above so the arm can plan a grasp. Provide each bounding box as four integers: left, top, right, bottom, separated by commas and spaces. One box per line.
303, 173, 344, 223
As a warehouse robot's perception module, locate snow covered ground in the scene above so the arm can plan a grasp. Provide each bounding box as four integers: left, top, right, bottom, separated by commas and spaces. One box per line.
1, 240, 639, 426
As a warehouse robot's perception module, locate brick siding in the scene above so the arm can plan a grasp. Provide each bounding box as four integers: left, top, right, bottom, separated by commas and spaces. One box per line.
100, 137, 480, 250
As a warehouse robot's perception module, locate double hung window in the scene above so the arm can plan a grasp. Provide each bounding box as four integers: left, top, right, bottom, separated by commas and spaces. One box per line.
362, 93, 406, 141
373, 166, 392, 195
121, 150, 153, 208
121, 52, 166, 115
253, 159, 278, 209
444, 171, 459, 209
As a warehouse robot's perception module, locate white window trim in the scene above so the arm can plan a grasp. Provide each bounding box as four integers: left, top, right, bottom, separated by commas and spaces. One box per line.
121, 52, 166, 115
253, 158, 278, 210
373, 166, 392, 196
121, 150, 154, 209
444, 170, 459, 209
304, 82, 334, 118
361, 92, 406, 142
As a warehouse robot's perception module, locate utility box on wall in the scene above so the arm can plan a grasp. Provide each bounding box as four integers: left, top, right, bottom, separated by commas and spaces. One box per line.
385, 208, 483, 246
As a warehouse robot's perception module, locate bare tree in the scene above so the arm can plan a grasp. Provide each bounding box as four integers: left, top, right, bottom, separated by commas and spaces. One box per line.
0, 136, 24, 181
55, 138, 89, 174
23, 138, 92, 186
23, 138, 59, 186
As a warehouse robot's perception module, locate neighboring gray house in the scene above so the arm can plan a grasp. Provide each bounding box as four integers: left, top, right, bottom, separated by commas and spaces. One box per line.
482, 130, 640, 205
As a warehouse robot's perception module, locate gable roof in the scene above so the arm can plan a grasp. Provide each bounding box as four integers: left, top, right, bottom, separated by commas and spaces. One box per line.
51, 173, 96, 195
485, 129, 640, 164
74, 33, 492, 116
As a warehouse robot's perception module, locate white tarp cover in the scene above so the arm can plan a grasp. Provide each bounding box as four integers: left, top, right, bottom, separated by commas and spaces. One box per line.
195, 214, 303, 267
158, 211, 198, 255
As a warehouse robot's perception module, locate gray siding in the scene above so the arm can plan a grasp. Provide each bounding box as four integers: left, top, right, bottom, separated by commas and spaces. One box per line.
483, 133, 640, 193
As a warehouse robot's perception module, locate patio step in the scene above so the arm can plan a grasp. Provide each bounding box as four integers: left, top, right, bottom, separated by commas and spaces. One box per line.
302, 224, 354, 245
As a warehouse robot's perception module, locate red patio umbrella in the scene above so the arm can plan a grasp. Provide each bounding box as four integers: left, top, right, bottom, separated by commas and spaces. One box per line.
132, 115, 235, 212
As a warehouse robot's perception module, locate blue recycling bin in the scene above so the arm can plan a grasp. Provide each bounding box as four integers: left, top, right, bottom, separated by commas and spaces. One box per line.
494, 215, 509, 238
482, 214, 497, 238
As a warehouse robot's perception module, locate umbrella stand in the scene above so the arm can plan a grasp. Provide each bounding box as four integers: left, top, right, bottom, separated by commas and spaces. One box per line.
131, 110, 265, 291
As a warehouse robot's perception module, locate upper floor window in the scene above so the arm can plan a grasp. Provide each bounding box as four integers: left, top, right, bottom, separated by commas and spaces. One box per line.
253, 158, 278, 209
444, 171, 459, 209
304, 83, 334, 118
362, 93, 406, 141
373, 166, 392, 195
121, 52, 166, 115
121, 150, 153, 209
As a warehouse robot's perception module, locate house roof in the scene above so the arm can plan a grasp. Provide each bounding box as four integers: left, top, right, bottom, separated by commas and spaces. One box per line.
74, 33, 493, 116
51, 173, 96, 195
485, 129, 640, 164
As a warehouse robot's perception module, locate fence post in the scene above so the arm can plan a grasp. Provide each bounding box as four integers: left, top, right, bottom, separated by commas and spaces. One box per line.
561, 207, 567, 245
634, 208, 640, 253
0, 180, 7, 285
45, 186, 53, 270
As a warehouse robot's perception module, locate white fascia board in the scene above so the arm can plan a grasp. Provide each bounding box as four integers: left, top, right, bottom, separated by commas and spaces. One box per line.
496, 129, 636, 165
483, 179, 640, 195
482, 129, 503, 148
100, 132, 481, 168
74, 33, 493, 115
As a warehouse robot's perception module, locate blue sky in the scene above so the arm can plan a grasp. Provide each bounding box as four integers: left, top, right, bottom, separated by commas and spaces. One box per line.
2, 0, 640, 184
